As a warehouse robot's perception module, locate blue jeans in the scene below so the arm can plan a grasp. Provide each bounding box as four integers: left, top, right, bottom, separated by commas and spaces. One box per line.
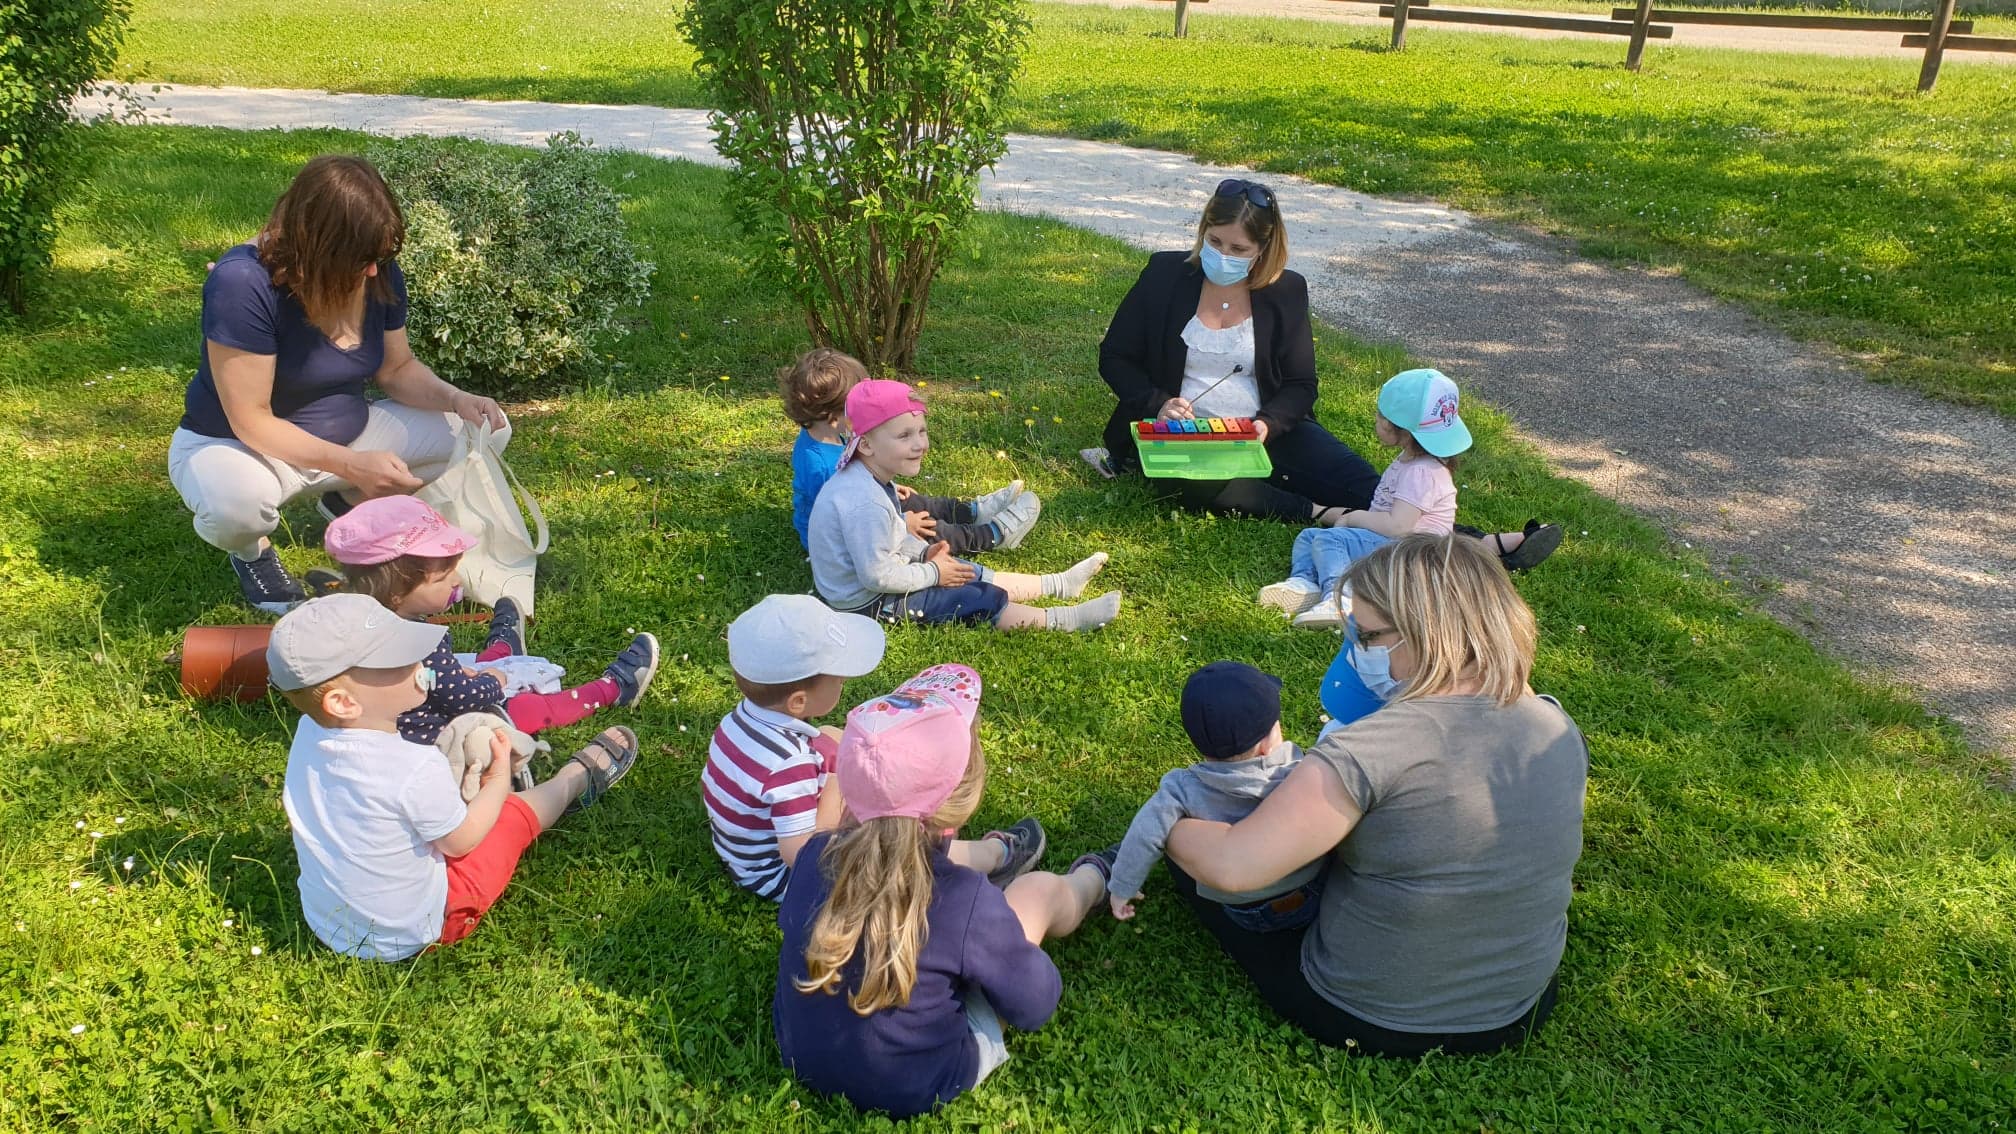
1290, 526, 1392, 594
857, 562, 1008, 625
1221, 876, 1325, 933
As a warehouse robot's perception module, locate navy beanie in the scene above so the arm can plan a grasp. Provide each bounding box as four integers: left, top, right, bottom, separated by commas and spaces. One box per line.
1180, 661, 1284, 760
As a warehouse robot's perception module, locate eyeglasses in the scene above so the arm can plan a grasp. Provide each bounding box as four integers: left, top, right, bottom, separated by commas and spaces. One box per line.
1354, 623, 1404, 650
1215, 178, 1277, 212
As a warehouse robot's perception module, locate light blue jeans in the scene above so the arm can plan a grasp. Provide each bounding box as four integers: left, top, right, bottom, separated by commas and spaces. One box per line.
1290, 526, 1392, 596
964, 989, 1010, 1084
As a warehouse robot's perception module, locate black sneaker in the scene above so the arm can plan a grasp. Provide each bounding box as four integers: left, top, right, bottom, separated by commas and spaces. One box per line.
485, 596, 527, 657
604, 632, 660, 708
303, 568, 346, 598
1068, 843, 1121, 886
983, 818, 1047, 888
315, 491, 355, 523
230, 548, 308, 614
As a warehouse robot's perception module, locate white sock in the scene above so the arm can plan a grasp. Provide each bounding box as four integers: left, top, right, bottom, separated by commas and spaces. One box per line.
1041, 552, 1109, 599
1045, 591, 1121, 631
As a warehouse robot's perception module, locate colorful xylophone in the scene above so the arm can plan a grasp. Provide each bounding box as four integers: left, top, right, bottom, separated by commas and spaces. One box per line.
1134, 417, 1262, 441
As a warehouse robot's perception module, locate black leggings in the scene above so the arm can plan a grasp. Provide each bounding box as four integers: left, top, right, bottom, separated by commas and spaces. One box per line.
900, 492, 997, 554
1166, 861, 1558, 1057
1103, 410, 1382, 521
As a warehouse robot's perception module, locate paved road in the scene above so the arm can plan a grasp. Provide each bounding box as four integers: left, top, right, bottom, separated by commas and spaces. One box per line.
1052, 0, 2016, 63
79, 85, 2016, 760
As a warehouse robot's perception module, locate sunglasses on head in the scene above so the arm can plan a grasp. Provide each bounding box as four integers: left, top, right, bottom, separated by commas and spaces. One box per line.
1215, 178, 1277, 211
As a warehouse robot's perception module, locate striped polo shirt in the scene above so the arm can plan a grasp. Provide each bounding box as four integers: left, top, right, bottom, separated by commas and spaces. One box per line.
701, 699, 837, 900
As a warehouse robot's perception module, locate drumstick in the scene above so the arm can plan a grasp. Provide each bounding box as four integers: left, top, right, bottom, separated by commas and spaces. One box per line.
1181, 364, 1245, 417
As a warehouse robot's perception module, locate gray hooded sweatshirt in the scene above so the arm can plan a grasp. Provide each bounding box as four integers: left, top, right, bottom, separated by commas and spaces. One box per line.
1109, 741, 1324, 906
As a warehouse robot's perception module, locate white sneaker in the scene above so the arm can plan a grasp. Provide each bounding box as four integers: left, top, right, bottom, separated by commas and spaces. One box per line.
1293, 596, 1346, 628
973, 479, 1024, 525
993, 490, 1042, 550
1258, 577, 1321, 616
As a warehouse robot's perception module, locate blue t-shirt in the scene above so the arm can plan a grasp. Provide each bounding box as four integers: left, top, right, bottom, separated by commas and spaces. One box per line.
179, 243, 410, 444
790, 428, 846, 548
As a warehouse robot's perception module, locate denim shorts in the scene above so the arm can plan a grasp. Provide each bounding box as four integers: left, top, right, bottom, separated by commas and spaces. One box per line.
1220, 876, 1324, 934
857, 572, 1008, 626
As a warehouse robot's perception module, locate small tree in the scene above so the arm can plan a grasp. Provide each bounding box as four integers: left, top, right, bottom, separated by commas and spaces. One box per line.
684, 0, 1029, 372
0, 0, 132, 314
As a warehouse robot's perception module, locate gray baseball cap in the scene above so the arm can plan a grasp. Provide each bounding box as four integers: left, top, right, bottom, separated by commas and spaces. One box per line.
267, 593, 447, 691
727, 594, 885, 685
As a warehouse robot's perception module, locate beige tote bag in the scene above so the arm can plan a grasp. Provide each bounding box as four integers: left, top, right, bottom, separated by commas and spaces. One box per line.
418, 421, 549, 615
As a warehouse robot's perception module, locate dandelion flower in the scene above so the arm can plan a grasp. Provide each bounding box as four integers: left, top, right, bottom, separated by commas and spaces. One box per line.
1053, 416, 1063, 424
988, 390, 1003, 398
1024, 418, 1035, 427
718, 375, 730, 382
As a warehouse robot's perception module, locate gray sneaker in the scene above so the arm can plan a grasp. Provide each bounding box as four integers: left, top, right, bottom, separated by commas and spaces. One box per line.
992, 490, 1042, 551
983, 818, 1046, 888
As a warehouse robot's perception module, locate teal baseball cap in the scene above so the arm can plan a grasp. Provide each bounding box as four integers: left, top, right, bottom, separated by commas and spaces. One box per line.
1377, 368, 1473, 459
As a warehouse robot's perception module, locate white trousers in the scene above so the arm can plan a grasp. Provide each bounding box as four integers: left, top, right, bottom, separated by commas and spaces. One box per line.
166, 401, 512, 559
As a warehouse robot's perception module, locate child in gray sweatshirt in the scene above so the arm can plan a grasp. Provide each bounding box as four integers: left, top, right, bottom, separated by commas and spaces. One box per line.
1108, 661, 1325, 933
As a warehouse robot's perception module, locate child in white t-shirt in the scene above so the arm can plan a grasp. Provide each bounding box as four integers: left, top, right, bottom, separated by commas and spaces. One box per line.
271, 594, 645, 961
1259, 369, 1561, 627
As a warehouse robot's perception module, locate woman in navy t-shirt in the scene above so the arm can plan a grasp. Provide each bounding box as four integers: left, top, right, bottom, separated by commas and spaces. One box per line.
166, 155, 510, 612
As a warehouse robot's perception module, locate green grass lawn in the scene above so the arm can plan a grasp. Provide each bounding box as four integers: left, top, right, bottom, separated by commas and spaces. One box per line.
116, 0, 2016, 417
3, 125, 2013, 1130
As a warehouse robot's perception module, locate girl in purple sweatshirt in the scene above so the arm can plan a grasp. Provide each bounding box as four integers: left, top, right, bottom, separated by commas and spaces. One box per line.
773, 664, 1115, 1118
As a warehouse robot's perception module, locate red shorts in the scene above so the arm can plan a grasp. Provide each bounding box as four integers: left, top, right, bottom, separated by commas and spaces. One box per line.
438, 794, 541, 946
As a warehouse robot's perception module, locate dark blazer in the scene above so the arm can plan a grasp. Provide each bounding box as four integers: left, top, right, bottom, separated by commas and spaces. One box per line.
1097, 250, 1319, 459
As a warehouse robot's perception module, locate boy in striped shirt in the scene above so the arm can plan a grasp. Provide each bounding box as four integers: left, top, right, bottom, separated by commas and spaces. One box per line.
705, 595, 887, 900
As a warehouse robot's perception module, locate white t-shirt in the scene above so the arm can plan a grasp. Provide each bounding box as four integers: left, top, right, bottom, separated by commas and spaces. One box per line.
282, 718, 468, 961
1179, 316, 1260, 420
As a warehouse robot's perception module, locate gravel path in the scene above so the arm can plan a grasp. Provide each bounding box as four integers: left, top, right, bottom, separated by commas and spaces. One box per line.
80, 85, 2016, 760
1051, 0, 2016, 63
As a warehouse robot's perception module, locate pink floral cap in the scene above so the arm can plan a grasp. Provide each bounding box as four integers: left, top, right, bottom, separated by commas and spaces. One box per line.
837, 664, 983, 821
324, 495, 477, 566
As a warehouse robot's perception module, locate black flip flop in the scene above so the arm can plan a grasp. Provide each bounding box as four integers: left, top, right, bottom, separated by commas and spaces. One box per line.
1496, 520, 1564, 572
564, 726, 641, 813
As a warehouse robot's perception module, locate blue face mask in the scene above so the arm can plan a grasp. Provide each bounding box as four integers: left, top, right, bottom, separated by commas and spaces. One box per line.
415, 666, 438, 695
1199, 242, 1251, 287
1344, 614, 1405, 700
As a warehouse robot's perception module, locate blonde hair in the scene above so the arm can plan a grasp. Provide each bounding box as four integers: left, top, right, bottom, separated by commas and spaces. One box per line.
794, 744, 989, 1015
1341, 533, 1535, 705
1187, 188, 1289, 290
780, 347, 868, 428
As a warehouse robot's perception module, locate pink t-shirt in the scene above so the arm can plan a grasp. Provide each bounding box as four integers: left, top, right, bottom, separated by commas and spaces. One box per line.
1368, 456, 1457, 534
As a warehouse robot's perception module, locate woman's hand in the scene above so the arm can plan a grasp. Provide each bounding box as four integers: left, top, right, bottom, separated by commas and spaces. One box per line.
1167, 759, 1363, 894
1156, 396, 1194, 422
342, 449, 423, 497
1252, 419, 1270, 444
449, 389, 507, 430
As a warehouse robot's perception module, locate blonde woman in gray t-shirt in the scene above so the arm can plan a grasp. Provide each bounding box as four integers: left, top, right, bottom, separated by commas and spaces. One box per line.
1166, 533, 1589, 1056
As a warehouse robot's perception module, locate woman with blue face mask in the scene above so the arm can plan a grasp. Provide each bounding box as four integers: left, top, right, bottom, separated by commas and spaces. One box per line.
1161, 533, 1590, 1058
1084, 178, 1382, 526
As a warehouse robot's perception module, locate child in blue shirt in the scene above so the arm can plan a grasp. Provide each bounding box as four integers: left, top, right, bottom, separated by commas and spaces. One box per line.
783, 348, 1038, 552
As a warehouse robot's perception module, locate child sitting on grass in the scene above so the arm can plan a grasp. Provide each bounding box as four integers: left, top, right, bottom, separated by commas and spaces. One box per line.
1260, 368, 1561, 627
785, 347, 1039, 553
1106, 661, 1323, 933
774, 664, 1114, 1118
325, 495, 660, 745
706, 604, 1047, 902
271, 593, 642, 961
807, 380, 1121, 632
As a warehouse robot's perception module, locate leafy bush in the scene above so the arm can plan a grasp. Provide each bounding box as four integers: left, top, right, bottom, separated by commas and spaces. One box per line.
368, 133, 654, 395
0, 0, 131, 314
683, 0, 1029, 372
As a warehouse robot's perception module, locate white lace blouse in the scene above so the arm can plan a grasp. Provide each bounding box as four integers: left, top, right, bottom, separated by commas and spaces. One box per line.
1179, 316, 1260, 420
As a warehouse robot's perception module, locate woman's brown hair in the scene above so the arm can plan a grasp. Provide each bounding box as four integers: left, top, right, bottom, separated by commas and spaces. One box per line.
794, 741, 988, 1015
1188, 184, 1290, 290
257, 156, 406, 332
1341, 533, 1537, 706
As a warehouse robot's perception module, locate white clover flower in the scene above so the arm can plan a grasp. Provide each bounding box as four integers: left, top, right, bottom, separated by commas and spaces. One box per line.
71, 1024, 86, 1035
68, 881, 82, 890
250, 946, 262, 957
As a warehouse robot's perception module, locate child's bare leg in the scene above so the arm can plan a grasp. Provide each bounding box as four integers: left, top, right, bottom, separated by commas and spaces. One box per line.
989, 553, 1109, 603
995, 592, 1122, 632
1004, 861, 1106, 946
947, 838, 1009, 873
1482, 530, 1525, 553
514, 726, 627, 829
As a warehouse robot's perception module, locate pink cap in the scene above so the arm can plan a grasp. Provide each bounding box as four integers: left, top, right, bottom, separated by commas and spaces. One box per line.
324, 495, 478, 566
837, 664, 983, 822
839, 379, 926, 468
